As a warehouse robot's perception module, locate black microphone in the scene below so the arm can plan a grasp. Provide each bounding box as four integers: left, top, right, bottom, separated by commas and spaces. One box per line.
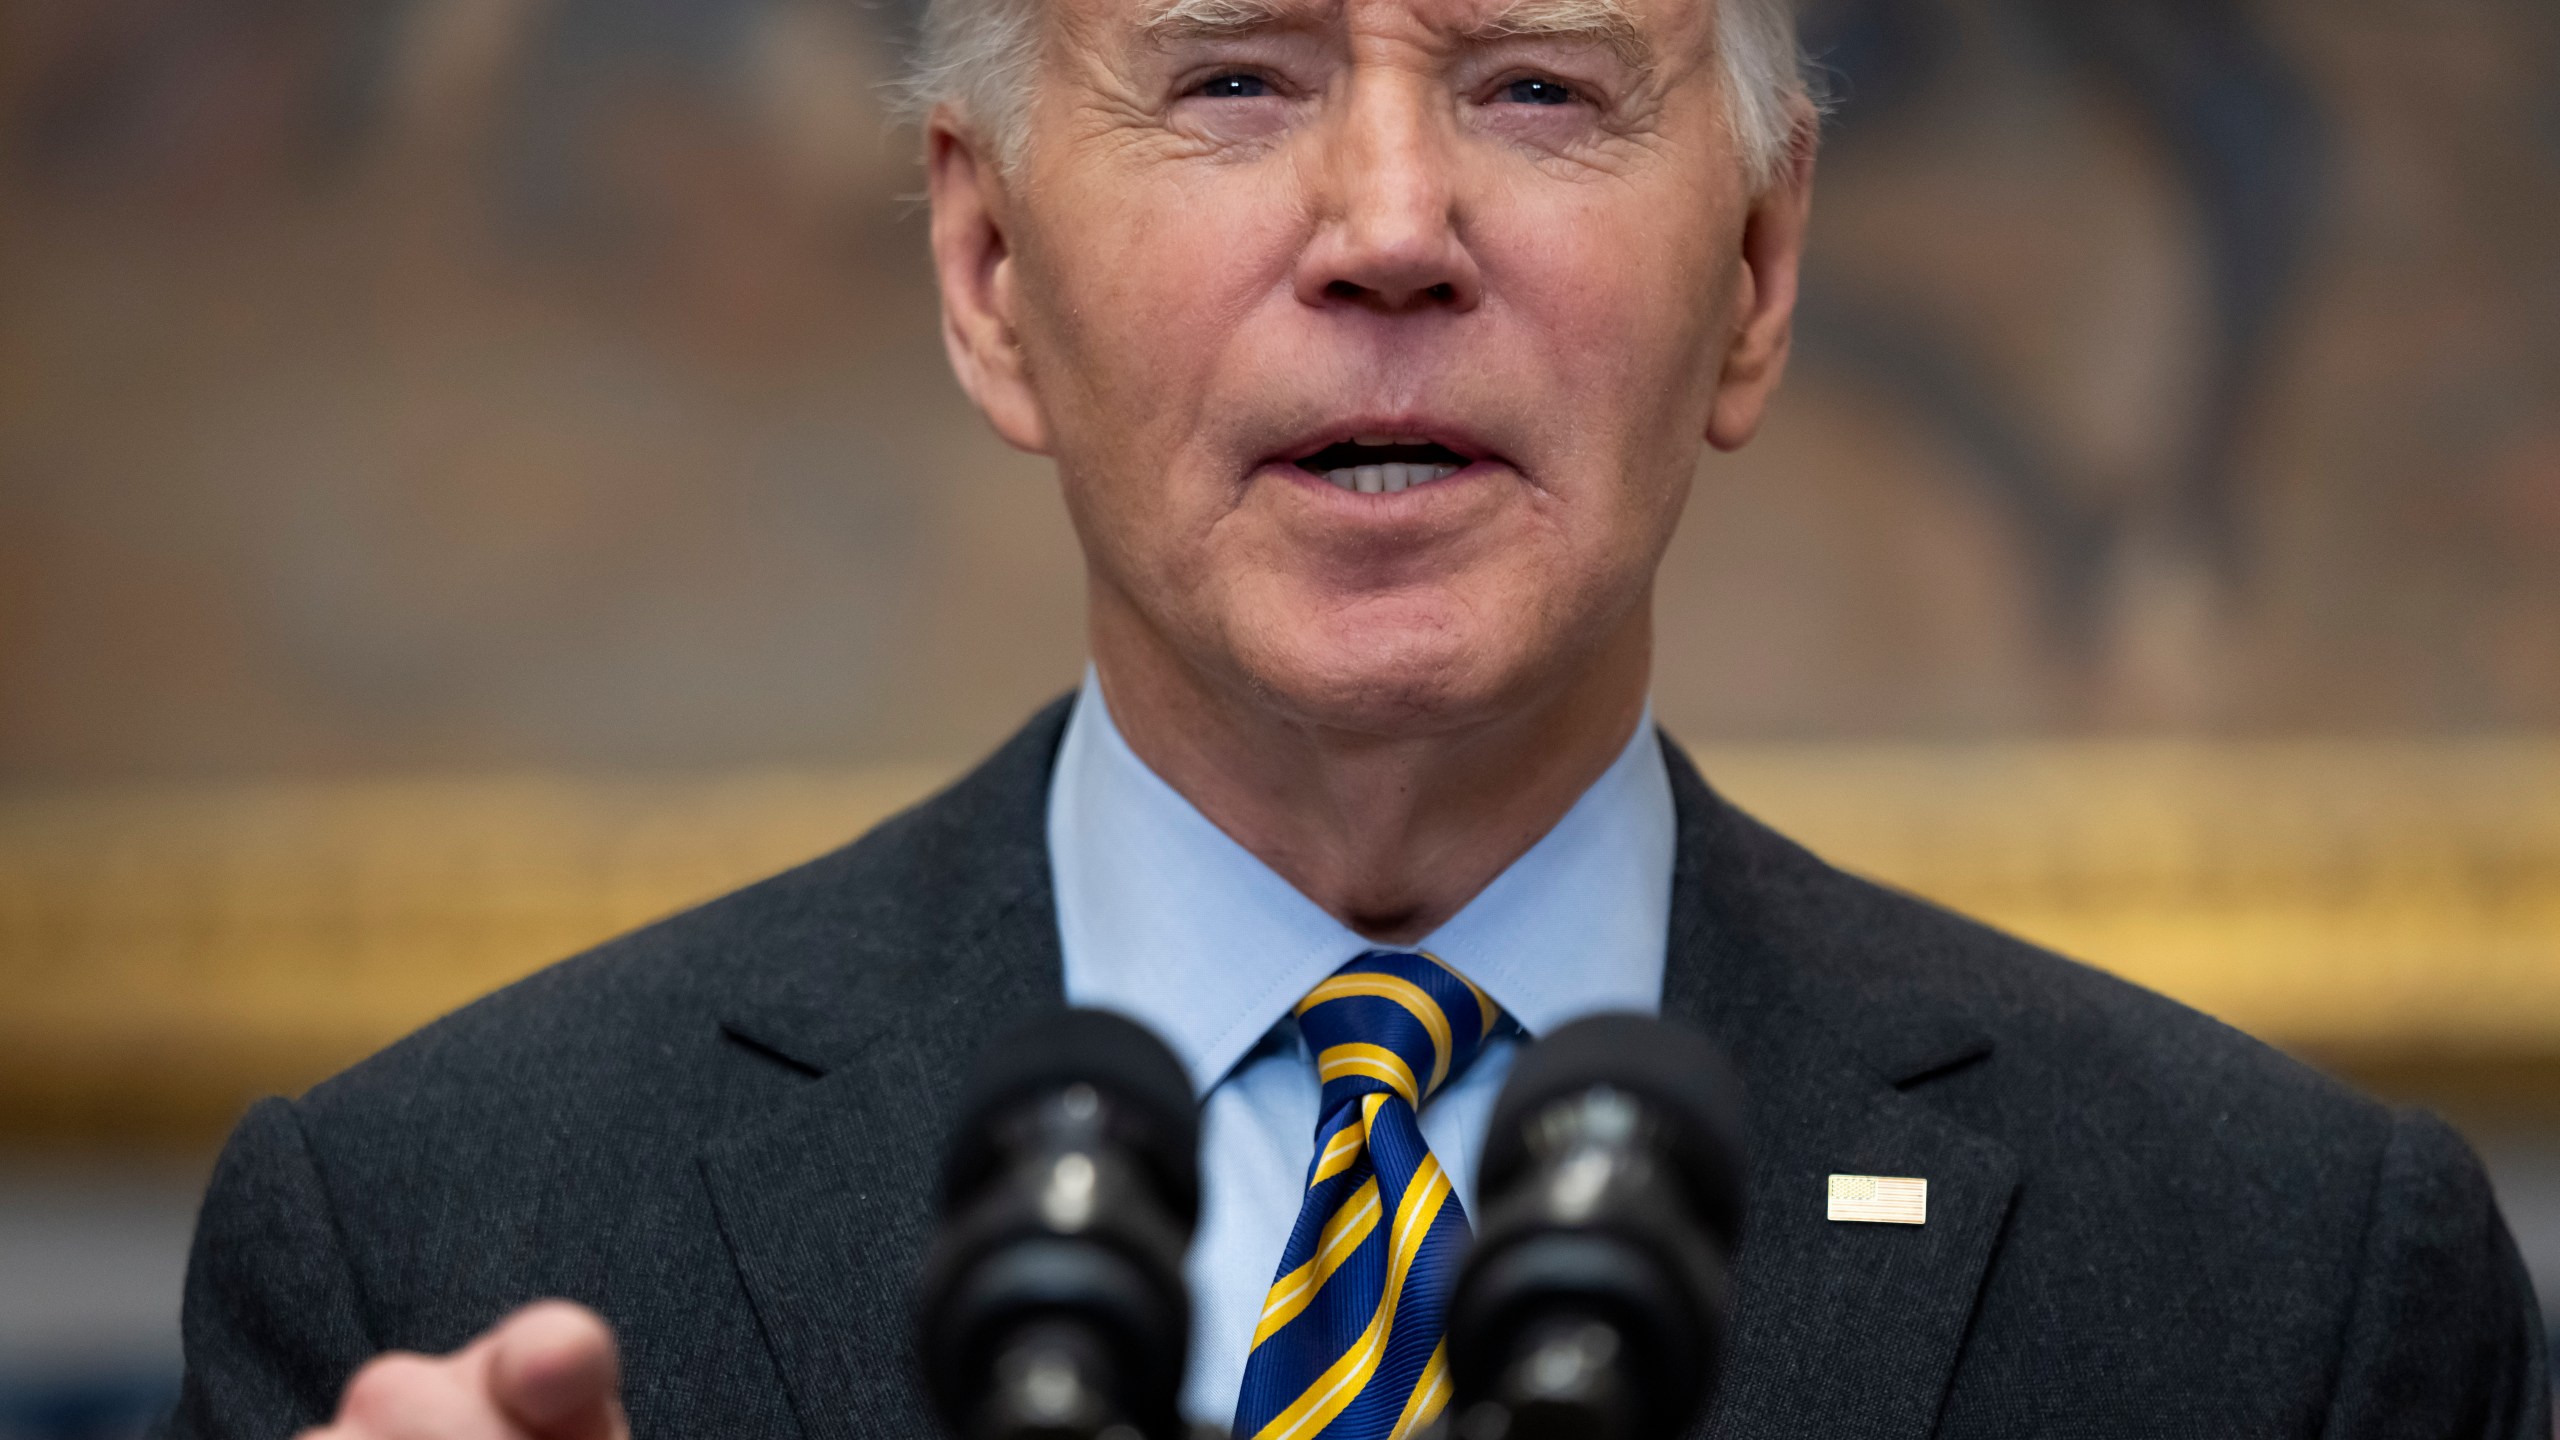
917, 1009, 1201, 1440
1445, 1014, 1746, 1440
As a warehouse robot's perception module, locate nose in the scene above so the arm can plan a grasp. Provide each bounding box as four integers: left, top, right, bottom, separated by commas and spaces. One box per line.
1293, 72, 1482, 314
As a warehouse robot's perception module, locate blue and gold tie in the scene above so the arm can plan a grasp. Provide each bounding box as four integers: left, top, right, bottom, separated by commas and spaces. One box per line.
1232, 951, 1506, 1440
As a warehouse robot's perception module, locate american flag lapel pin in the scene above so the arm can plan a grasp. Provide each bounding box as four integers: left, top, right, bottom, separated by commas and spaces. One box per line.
1827, 1173, 1928, 1225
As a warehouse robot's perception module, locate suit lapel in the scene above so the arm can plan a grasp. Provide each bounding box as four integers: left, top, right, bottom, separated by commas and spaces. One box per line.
698, 702, 1074, 1440
1656, 739, 2019, 1440
1691, 1043, 2018, 1440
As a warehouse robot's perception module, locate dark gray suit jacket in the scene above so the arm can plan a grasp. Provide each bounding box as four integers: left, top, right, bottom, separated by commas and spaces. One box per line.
163, 700, 2549, 1439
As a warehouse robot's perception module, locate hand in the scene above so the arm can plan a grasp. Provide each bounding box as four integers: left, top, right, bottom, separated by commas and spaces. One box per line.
304, 1301, 629, 1440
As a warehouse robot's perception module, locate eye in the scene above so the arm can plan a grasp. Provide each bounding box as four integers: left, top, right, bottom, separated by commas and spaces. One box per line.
1499, 77, 1576, 105
1196, 73, 1272, 99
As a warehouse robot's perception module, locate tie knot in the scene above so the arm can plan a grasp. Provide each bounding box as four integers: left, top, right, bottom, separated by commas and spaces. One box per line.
1295, 950, 1505, 1113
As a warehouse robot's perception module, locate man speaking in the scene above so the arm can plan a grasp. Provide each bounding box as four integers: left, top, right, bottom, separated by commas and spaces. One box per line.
162, 0, 2547, 1433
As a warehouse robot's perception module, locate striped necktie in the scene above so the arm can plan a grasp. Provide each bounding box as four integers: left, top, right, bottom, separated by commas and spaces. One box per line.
1232, 950, 1506, 1440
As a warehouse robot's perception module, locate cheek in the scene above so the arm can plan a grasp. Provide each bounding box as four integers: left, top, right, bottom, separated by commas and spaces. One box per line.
1480, 177, 1737, 431
1020, 161, 1311, 584
1472, 184, 1730, 572
1032, 161, 1305, 416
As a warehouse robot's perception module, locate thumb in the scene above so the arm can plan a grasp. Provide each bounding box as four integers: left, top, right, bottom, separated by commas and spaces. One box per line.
483, 1302, 627, 1440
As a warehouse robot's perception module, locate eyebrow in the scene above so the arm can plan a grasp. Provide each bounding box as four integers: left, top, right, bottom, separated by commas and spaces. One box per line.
1137, 0, 1319, 42
1136, 0, 1654, 69
1465, 0, 1652, 69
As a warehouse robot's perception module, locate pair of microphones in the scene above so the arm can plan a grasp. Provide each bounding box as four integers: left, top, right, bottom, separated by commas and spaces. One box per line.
916, 1009, 1746, 1440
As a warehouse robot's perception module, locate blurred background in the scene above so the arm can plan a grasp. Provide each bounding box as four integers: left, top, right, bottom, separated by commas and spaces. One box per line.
2, 0, 2557, 1433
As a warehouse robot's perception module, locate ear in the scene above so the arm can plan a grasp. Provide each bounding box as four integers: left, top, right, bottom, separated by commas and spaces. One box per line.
1705, 110, 1817, 453
927, 111, 1054, 455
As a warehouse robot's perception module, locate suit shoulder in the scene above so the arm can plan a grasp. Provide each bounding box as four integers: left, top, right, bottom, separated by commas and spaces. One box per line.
1725, 803, 2390, 1147
295, 697, 1069, 1139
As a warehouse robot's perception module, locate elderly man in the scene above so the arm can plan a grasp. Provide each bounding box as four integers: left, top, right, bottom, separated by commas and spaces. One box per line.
162, 0, 2546, 1434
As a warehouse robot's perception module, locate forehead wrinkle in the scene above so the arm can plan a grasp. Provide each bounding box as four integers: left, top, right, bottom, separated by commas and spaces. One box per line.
1463, 0, 1652, 70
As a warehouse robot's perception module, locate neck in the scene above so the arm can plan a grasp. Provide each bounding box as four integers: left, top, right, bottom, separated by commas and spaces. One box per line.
1087, 598, 1653, 945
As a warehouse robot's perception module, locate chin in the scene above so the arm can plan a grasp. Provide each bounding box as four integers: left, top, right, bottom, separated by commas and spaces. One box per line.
1228, 610, 1547, 740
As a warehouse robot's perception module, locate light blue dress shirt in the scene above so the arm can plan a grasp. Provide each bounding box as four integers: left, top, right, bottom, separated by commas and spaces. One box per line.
1047, 670, 1675, 1425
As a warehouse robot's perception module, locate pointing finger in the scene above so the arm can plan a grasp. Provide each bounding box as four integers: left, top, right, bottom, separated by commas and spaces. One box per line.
485, 1302, 627, 1440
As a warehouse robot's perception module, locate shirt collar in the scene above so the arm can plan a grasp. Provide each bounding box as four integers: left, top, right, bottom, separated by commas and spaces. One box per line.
1049, 668, 1674, 1096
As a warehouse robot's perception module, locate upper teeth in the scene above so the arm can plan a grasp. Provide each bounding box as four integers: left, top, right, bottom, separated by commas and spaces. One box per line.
1325, 462, 1461, 494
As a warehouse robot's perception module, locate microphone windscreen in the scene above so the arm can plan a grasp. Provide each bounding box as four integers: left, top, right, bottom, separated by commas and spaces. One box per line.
942, 1007, 1200, 1223
1479, 1013, 1745, 1247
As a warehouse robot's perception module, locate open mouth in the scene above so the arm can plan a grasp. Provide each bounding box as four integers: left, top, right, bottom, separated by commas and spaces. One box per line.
1292, 436, 1473, 494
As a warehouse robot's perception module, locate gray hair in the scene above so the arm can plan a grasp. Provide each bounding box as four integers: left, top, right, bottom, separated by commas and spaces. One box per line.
903, 0, 1812, 188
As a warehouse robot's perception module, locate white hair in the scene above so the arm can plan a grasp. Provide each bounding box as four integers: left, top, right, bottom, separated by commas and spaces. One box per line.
902, 0, 1813, 188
